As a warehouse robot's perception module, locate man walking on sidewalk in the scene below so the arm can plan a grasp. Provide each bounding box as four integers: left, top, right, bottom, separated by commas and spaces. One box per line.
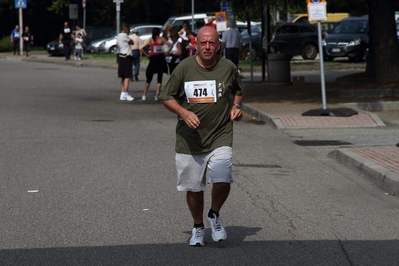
10, 25, 20, 55
221, 19, 243, 68
117, 24, 134, 101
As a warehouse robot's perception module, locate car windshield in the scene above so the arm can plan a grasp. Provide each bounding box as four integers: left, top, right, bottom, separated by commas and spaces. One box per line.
241, 25, 262, 37
331, 19, 368, 34
162, 18, 175, 31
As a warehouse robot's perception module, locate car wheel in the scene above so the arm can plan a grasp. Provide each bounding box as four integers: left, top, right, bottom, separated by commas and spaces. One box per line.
109, 45, 117, 54
243, 45, 258, 60
301, 43, 318, 60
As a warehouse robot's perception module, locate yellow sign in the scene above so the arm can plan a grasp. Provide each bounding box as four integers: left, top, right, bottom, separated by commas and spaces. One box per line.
215, 12, 227, 22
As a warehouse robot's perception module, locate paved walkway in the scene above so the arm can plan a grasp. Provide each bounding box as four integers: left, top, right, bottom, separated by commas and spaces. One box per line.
1, 52, 399, 195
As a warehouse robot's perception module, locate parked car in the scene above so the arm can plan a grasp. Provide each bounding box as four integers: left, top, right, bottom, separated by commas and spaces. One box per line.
236, 21, 259, 33
46, 26, 113, 56
396, 20, 399, 42
88, 24, 162, 54
240, 24, 263, 59
322, 17, 369, 62
46, 39, 66, 56
162, 13, 211, 34
269, 22, 320, 60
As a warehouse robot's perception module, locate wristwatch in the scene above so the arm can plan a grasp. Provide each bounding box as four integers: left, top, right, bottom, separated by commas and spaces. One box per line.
233, 103, 241, 109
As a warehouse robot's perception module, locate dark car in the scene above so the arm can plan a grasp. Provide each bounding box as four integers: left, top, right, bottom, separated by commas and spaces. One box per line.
396, 20, 399, 42
269, 22, 319, 60
240, 24, 263, 59
322, 17, 369, 62
46, 26, 113, 56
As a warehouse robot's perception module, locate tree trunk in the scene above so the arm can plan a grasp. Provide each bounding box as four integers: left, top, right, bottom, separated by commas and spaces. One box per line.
367, 0, 399, 83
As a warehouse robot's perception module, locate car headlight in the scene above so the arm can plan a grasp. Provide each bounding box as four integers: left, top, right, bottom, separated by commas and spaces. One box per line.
348, 38, 361, 46
99, 41, 106, 48
321, 39, 326, 46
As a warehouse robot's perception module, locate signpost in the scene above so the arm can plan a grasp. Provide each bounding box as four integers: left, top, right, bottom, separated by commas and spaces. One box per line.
82, 0, 86, 30
302, 0, 357, 117
215, 11, 227, 32
113, 0, 123, 34
69, 4, 78, 20
15, 0, 27, 56
307, 0, 327, 110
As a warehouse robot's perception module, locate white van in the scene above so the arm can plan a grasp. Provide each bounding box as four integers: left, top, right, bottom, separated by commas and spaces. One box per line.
162, 13, 212, 33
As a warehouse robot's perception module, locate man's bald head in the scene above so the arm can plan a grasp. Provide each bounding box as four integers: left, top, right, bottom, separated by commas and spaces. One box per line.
197, 26, 219, 41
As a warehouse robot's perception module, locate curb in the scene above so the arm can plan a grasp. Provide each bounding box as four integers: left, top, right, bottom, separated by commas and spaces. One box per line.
242, 103, 284, 130
329, 149, 399, 195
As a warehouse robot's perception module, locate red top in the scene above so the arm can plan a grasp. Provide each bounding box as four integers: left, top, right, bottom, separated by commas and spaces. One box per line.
150, 37, 164, 55
204, 23, 216, 30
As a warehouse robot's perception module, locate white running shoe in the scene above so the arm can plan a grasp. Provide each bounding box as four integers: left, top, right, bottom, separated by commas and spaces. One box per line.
120, 94, 134, 101
189, 227, 205, 246
154, 96, 159, 101
207, 212, 227, 242
142, 95, 146, 101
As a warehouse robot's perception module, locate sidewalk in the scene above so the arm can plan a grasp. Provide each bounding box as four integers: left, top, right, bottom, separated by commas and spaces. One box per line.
2, 52, 399, 195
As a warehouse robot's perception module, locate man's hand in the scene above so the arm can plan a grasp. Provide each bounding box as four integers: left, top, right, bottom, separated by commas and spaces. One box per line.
181, 110, 200, 129
230, 106, 243, 121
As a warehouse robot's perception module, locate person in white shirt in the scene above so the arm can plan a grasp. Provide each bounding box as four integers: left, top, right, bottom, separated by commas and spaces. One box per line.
74, 33, 83, 60
221, 19, 243, 68
129, 29, 142, 81
117, 24, 134, 101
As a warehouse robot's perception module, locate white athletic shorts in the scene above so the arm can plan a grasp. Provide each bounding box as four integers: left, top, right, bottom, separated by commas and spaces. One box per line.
175, 146, 233, 192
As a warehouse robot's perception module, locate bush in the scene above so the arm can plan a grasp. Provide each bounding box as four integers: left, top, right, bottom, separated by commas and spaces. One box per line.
0, 36, 13, 52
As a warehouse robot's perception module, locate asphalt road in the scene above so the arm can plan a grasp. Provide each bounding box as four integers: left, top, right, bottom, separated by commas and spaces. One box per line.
1, 59, 399, 266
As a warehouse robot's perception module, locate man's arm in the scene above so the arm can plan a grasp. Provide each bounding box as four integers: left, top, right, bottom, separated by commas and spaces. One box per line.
161, 99, 200, 129
230, 95, 243, 121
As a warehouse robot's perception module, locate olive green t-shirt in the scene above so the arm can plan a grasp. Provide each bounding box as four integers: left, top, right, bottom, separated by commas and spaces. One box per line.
160, 56, 244, 154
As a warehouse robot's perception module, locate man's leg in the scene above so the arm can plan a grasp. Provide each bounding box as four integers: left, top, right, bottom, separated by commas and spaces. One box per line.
210, 182, 230, 212
63, 44, 68, 60
122, 78, 129, 93
187, 191, 204, 224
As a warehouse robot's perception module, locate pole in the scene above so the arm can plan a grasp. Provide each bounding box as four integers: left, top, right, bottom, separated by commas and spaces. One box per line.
19, 8, 23, 56
116, 2, 120, 34
317, 21, 327, 110
83, 0, 86, 29
191, 0, 194, 32
83, 8, 86, 29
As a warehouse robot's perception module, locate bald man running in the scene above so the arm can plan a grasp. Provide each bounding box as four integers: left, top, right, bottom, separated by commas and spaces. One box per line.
160, 26, 244, 246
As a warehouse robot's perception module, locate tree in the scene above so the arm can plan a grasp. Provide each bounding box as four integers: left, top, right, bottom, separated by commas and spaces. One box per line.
366, 0, 399, 83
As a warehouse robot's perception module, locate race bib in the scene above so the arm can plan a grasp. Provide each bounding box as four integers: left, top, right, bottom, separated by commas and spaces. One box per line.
23, 37, 29, 41
153, 45, 164, 53
184, 80, 217, 103
64, 28, 71, 33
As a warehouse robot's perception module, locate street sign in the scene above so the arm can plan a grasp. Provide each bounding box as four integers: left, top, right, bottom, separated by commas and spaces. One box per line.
69, 4, 78, 19
220, 0, 233, 18
215, 11, 226, 22
113, 0, 123, 2
307, 2, 327, 22
15, 0, 27, 9
215, 11, 227, 31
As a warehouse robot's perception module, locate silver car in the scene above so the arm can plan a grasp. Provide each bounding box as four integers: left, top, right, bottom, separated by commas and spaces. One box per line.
88, 24, 162, 54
